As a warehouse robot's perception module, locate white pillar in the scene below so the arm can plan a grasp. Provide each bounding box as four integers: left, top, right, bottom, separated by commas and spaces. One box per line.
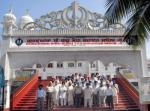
139, 45, 149, 110
4, 54, 10, 80
5, 81, 11, 109
97, 60, 101, 73
53, 61, 57, 68
88, 62, 91, 76
4, 53, 11, 109
63, 61, 68, 69
140, 45, 148, 77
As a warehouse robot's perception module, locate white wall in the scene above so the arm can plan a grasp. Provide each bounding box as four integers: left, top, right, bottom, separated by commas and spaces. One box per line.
8, 51, 143, 77
38, 61, 89, 76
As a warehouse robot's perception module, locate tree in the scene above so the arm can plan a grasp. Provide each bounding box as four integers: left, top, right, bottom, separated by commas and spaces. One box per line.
105, 0, 150, 46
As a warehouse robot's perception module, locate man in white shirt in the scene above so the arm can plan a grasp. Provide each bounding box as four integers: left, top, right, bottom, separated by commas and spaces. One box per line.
59, 81, 67, 106
112, 82, 119, 104
53, 81, 60, 106
81, 81, 86, 90
89, 81, 93, 89
74, 73, 79, 81
74, 82, 83, 107
36, 84, 46, 111
67, 82, 74, 106
97, 83, 106, 107
84, 83, 93, 108
46, 81, 54, 110
80, 81, 85, 105
92, 81, 99, 107
105, 84, 114, 110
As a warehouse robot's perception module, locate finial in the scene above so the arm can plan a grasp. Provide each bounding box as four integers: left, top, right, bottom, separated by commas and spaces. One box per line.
73, 0, 76, 2
25, 9, 29, 15
8, 4, 13, 13
72, 0, 77, 5
72, 0, 79, 28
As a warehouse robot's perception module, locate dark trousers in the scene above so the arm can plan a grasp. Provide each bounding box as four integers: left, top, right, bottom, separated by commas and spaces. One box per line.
75, 94, 81, 107
46, 92, 53, 110
106, 95, 114, 109
37, 97, 44, 111
93, 94, 99, 106
81, 96, 84, 106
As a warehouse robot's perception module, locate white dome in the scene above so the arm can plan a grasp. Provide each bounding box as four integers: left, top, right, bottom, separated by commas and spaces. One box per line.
19, 11, 34, 29
4, 10, 16, 22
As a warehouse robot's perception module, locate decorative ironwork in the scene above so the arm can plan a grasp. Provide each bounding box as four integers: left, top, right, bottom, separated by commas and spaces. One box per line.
23, 2, 125, 30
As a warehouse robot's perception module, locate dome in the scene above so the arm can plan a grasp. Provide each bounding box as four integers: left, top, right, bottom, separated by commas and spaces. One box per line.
4, 10, 16, 22
19, 10, 34, 29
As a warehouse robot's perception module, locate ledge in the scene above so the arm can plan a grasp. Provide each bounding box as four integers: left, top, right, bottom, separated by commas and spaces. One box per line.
10, 29, 125, 37
7, 45, 141, 52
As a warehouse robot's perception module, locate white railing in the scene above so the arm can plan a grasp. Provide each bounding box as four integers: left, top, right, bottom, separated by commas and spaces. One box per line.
11, 29, 125, 37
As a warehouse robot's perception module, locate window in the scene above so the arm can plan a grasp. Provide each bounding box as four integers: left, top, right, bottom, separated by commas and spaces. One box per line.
68, 63, 75, 68
47, 63, 53, 68
57, 62, 63, 68
36, 64, 42, 68
91, 63, 96, 68
78, 63, 82, 67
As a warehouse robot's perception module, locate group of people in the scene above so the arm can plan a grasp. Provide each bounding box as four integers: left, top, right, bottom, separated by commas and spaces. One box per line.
36, 73, 119, 111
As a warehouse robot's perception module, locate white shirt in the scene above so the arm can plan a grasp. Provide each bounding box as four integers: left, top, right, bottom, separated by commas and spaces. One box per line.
112, 84, 119, 96
67, 85, 74, 101
93, 85, 99, 94
55, 79, 60, 84
102, 81, 106, 86
98, 86, 106, 96
114, 84, 119, 92
59, 85, 67, 99
94, 77, 98, 81
54, 85, 60, 92
91, 79, 95, 85
46, 86, 54, 93
89, 84, 93, 89
54, 85, 60, 100
74, 75, 79, 80
84, 87, 93, 99
105, 87, 113, 96
81, 84, 86, 90
109, 81, 113, 86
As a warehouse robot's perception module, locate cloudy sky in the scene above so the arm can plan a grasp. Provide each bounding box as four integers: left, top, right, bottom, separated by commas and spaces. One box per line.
0, 0, 150, 58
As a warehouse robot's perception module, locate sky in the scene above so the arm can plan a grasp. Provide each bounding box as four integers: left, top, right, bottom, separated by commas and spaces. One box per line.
0, 0, 150, 59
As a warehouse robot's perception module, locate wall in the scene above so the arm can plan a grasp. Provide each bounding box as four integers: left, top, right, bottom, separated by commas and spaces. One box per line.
38, 61, 89, 76
8, 51, 142, 77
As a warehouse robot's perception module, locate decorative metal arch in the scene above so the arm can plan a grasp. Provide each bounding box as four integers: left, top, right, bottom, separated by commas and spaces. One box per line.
23, 2, 125, 31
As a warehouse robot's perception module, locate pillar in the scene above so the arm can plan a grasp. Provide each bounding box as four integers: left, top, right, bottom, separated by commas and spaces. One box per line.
4, 53, 11, 111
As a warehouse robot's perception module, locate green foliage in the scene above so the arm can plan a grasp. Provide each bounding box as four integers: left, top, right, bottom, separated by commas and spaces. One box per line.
105, 0, 150, 47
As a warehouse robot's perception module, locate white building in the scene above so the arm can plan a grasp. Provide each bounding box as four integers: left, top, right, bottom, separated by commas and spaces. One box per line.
0, 2, 149, 110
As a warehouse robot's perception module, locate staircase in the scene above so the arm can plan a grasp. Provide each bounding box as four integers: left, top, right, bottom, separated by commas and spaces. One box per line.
11, 76, 140, 111
114, 86, 139, 111
12, 85, 38, 111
